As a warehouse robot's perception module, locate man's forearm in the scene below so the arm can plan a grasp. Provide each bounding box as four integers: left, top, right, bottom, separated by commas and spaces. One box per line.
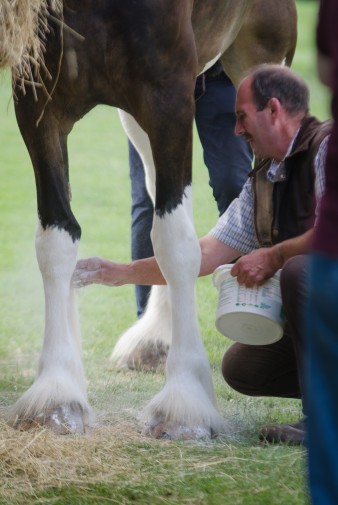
129, 256, 166, 285
72, 255, 166, 288
73, 234, 241, 288
199, 235, 243, 276
271, 229, 314, 267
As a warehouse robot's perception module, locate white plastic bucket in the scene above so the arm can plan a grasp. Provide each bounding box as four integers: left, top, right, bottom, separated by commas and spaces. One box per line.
212, 264, 284, 345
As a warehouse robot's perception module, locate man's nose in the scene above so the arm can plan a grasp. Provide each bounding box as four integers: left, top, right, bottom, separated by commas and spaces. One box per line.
234, 119, 244, 136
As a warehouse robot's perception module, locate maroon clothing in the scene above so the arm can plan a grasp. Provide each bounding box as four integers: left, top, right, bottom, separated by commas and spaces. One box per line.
313, 0, 338, 256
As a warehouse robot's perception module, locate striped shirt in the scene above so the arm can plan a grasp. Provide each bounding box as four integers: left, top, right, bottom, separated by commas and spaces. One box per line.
209, 135, 329, 253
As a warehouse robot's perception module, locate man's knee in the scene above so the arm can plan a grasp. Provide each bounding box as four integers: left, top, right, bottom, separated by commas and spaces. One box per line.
222, 344, 259, 395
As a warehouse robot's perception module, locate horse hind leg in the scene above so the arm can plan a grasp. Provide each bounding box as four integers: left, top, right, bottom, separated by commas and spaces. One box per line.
221, 0, 297, 86
111, 110, 172, 371
111, 284, 171, 371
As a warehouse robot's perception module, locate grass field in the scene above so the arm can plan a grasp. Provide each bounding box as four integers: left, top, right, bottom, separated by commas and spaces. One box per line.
0, 2, 330, 504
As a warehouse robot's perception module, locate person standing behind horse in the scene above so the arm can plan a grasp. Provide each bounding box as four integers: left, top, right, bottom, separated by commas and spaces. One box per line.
74, 64, 331, 445
129, 61, 252, 317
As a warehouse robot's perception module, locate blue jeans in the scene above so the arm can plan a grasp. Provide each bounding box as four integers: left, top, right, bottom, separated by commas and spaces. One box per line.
129, 141, 154, 316
305, 252, 338, 505
129, 70, 252, 316
194, 71, 252, 215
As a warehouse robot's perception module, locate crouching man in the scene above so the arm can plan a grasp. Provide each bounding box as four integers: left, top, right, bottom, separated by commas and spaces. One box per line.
73, 65, 331, 445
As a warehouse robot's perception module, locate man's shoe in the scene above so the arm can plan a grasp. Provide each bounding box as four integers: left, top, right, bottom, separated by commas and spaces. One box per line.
259, 419, 306, 446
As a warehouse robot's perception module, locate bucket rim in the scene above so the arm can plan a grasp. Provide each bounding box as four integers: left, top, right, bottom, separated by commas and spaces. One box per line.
213, 264, 282, 289
212, 264, 233, 289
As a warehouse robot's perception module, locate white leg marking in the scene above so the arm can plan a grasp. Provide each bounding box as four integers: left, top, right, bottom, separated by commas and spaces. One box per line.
112, 111, 172, 369
143, 195, 226, 438
118, 109, 156, 203
10, 224, 92, 430
111, 284, 172, 369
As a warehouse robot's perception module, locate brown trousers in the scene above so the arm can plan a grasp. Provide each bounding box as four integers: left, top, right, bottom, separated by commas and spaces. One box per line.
222, 255, 308, 410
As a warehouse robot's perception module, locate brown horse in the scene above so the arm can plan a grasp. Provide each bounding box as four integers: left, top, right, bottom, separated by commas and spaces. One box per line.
10, 0, 297, 438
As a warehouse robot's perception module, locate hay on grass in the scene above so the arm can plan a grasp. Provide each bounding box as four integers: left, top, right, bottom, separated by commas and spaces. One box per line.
0, 418, 145, 503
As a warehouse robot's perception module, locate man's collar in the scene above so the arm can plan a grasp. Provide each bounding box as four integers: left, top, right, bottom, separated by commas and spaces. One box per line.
272, 127, 300, 166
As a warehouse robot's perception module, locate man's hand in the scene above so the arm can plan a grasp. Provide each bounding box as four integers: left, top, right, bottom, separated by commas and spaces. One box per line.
230, 247, 282, 287
72, 257, 130, 288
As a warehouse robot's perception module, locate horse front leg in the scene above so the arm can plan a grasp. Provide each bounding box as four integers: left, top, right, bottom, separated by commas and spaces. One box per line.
9, 109, 92, 433
143, 195, 225, 438
137, 89, 226, 439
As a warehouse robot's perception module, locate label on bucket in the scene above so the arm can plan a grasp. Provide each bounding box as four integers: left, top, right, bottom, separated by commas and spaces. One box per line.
213, 265, 284, 345
218, 276, 281, 312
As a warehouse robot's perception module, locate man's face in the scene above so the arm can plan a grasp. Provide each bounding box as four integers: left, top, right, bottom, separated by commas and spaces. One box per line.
235, 77, 276, 160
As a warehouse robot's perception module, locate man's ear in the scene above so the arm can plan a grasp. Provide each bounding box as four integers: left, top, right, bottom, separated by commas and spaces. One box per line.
267, 97, 281, 121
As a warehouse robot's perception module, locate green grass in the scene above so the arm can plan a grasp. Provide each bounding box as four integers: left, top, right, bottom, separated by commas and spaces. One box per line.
0, 2, 328, 504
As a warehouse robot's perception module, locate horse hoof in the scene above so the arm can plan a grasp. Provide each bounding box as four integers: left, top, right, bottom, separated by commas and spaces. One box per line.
14, 403, 86, 434
143, 419, 213, 440
117, 342, 169, 372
